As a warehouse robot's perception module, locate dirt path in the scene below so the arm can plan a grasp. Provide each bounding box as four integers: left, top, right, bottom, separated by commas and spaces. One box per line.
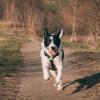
16, 36, 100, 100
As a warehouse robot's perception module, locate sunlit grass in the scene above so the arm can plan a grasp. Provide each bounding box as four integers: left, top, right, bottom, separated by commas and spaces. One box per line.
0, 34, 21, 77
63, 41, 100, 52
0, 32, 22, 99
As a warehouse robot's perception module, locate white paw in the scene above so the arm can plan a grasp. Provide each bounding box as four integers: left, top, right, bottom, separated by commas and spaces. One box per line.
43, 75, 50, 80
57, 86, 63, 91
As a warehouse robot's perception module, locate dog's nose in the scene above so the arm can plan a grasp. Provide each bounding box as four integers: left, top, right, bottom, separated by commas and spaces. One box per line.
51, 46, 56, 51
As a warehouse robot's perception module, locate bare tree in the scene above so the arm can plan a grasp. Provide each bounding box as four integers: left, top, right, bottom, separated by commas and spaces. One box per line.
69, 0, 77, 41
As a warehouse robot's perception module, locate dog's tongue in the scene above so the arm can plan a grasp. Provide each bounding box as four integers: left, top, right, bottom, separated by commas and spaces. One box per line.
49, 51, 55, 55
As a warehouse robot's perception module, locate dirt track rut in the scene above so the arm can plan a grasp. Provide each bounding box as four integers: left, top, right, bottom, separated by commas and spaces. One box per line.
16, 36, 100, 100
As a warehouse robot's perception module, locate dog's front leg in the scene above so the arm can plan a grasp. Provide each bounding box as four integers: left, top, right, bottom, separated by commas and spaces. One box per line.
40, 49, 50, 81
56, 67, 63, 90
42, 63, 50, 80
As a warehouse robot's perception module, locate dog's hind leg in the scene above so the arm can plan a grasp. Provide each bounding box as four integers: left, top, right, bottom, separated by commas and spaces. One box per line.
49, 70, 56, 79
49, 70, 58, 86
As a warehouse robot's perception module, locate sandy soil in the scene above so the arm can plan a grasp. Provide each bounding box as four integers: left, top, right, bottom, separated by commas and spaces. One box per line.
16, 36, 100, 100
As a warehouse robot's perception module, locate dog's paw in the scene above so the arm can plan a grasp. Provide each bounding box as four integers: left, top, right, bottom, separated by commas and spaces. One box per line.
43, 75, 50, 80
56, 80, 63, 91
57, 86, 63, 91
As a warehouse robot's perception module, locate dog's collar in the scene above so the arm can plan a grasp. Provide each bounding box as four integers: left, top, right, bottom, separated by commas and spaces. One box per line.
44, 51, 59, 60
44, 51, 59, 70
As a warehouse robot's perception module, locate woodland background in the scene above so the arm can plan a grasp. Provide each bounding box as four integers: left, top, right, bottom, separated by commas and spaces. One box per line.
0, 0, 100, 49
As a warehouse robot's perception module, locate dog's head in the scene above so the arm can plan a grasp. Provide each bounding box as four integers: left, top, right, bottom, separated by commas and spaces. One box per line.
43, 28, 63, 53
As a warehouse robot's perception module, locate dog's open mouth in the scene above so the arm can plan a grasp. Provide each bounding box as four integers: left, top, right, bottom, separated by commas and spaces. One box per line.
48, 49, 58, 56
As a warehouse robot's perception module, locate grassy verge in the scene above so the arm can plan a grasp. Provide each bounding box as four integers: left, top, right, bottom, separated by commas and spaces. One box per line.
63, 41, 100, 52
0, 34, 21, 77
0, 33, 22, 99
0, 38, 21, 69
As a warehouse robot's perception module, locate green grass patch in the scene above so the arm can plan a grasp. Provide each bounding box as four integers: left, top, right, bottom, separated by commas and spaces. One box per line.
63, 40, 100, 52
0, 33, 22, 99
63, 41, 89, 49
0, 35, 21, 77
0, 70, 16, 78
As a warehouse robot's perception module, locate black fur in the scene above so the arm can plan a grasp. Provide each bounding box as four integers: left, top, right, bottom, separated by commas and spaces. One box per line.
44, 35, 51, 47
52, 35, 61, 48
44, 30, 61, 49
62, 49, 64, 60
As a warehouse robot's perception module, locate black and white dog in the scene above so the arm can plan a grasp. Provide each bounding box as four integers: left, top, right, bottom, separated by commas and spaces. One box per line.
40, 28, 64, 90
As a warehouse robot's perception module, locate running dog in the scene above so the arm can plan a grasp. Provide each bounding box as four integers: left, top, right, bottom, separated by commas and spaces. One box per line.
40, 28, 64, 90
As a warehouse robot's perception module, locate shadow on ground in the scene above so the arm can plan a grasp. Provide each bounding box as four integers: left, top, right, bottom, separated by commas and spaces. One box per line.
63, 51, 100, 94
63, 72, 100, 94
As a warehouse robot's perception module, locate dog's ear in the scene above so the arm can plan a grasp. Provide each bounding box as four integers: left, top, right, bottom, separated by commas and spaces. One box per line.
57, 29, 63, 39
44, 27, 49, 38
